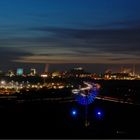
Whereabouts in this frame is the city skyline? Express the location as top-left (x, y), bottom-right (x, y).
top-left (0, 63), bottom-right (139, 75)
top-left (0, 0), bottom-right (140, 72)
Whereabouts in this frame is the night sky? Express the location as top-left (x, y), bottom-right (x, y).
top-left (0, 0), bottom-right (140, 73)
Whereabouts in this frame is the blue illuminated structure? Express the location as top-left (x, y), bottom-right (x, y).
top-left (72, 82), bottom-right (99, 105)
top-left (74, 88), bottom-right (98, 105)
top-left (72, 82), bottom-right (100, 127)
top-left (17, 68), bottom-right (23, 76)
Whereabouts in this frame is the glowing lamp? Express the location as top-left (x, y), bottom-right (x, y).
top-left (71, 109), bottom-right (77, 117)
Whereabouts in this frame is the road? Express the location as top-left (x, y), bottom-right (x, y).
top-left (0, 94), bottom-right (139, 106)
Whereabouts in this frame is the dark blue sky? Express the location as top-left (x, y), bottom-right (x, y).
top-left (0, 0), bottom-right (140, 73)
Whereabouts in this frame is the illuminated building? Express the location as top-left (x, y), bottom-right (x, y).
top-left (73, 67), bottom-right (83, 71)
top-left (16, 68), bottom-right (23, 76)
top-left (30, 68), bottom-right (37, 76)
top-left (121, 67), bottom-right (131, 74)
top-left (52, 71), bottom-right (61, 77)
top-left (41, 73), bottom-right (48, 78)
top-left (69, 67), bottom-right (89, 77)
top-left (6, 70), bottom-right (15, 77)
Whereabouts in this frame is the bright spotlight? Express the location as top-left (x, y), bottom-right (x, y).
top-left (95, 109), bottom-right (104, 119)
top-left (97, 111), bottom-right (101, 115)
top-left (71, 109), bottom-right (77, 117)
top-left (72, 110), bottom-right (76, 115)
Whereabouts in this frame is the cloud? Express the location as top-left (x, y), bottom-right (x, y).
top-left (108, 57), bottom-right (140, 63)
top-left (12, 52), bottom-right (140, 65)
top-left (0, 47), bottom-right (32, 64)
top-left (1, 20), bottom-right (140, 65)
top-left (30, 25), bottom-right (140, 56)
top-left (93, 19), bottom-right (140, 29)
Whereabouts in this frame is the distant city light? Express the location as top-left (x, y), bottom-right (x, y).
top-left (1, 80), bottom-right (6, 85)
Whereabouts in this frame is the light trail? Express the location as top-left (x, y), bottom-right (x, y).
top-left (95, 96), bottom-right (140, 106)
top-left (0, 92), bottom-right (139, 106)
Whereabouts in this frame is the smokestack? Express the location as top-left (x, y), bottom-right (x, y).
top-left (133, 64), bottom-right (135, 76)
top-left (45, 64), bottom-right (49, 73)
